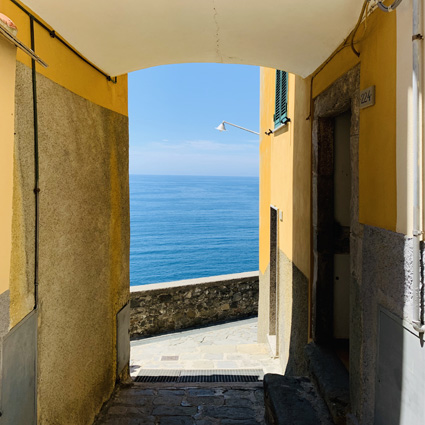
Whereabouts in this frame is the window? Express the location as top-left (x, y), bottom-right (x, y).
top-left (274, 70), bottom-right (289, 128)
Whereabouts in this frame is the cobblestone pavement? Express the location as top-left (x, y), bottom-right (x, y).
top-left (94, 319), bottom-right (279, 424)
top-left (130, 318), bottom-right (280, 376)
top-left (94, 382), bottom-right (265, 425)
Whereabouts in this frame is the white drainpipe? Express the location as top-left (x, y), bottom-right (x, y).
top-left (412, 0), bottom-right (425, 333)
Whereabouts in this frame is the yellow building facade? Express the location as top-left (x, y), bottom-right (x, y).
top-left (258, 3), bottom-right (424, 424)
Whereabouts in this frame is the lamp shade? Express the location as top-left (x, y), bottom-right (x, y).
top-left (215, 122), bottom-right (226, 131)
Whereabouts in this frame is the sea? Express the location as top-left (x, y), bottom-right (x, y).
top-left (130, 174), bottom-right (259, 286)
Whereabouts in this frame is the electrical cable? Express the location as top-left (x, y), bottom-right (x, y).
top-left (30, 16), bottom-right (40, 309)
top-left (306, 0), bottom-right (376, 120)
top-left (9, 0), bottom-right (117, 83)
top-left (351, 0), bottom-right (370, 57)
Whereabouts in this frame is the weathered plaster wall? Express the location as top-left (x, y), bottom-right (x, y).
top-left (0, 292), bottom-right (10, 341)
top-left (9, 59), bottom-right (35, 326)
top-left (278, 251), bottom-right (309, 376)
top-left (258, 252), bottom-right (309, 376)
top-left (343, 225), bottom-right (415, 424)
top-left (12, 62), bottom-right (129, 425)
top-left (130, 272), bottom-right (259, 338)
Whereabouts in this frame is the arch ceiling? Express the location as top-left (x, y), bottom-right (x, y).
top-left (22, 0), bottom-right (364, 78)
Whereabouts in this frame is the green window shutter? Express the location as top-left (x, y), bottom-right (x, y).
top-left (274, 70), bottom-right (289, 128)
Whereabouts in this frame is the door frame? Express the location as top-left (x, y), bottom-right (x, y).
top-left (311, 65), bottom-right (360, 349)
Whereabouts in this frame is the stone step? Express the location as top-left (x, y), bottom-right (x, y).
top-left (304, 343), bottom-right (350, 425)
top-left (263, 374), bottom-right (334, 425)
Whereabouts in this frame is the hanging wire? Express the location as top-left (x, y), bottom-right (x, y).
top-left (350, 0), bottom-right (370, 57)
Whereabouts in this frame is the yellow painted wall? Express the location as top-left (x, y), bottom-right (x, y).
top-left (259, 67), bottom-right (311, 366)
top-left (358, 10), bottom-right (396, 231)
top-left (260, 7), bottom-right (397, 279)
top-left (259, 68), bottom-right (273, 274)
top-left (0, 36), bottom-right (17, 296)
top-left (259, 69), bottom-right (311, 277)
top-left (259, 7), bottom-right (398, 367)
top-left (313, 8), bottom-right (397, 231)
top-left (0, 0), bottom-right (128, 116)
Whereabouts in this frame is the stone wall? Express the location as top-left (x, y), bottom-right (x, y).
top-left (130, 272), bottom-right (259, 338)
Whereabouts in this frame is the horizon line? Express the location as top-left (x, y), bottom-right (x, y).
top-left (129, 173), bottom-right (259, 178)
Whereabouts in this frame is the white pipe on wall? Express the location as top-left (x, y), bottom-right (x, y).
top-left (412, 0), bottom-right (425, 333)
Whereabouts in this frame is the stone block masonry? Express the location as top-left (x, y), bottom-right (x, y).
top-left (130, 272), bottom-right (259, 339)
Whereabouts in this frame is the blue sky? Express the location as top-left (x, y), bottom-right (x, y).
top-left (128, 63), bottom-right (260, 177)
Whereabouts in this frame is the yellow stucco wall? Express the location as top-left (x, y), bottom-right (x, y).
top-left (259, 68), bottom-right (273, 274)
top-left (313, 8), bottom-right (397, 231)
top-left (259, 67), bottom-right (311, 365)
top-left (0, 0), bottom-right (128, 116)
top-left (260, 7), bottom-right (397, 277)
top-left (0, 36), bottom-right (16, 296)
top-left (259, 69), bottom-right (311, 277)
top-left (259, 7), bottom-right (398, 369)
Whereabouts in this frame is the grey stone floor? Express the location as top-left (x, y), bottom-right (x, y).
top-left (94, 319), bottom-right (279, 424)
top-left (94, 382), bottom-right (266, 425)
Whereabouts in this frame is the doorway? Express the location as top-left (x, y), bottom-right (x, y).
top-left (311, 66), bottom-right (360, 376)
top-left (268, 205), bottom-right (278, 354)
top-left (332, 110), bottom-right (351, 368)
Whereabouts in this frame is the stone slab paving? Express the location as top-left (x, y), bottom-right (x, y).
top-left (93, 382), bottom-right (266, 425)
top-left (130, 318), bottom-right (281, 377)
top-left (94, 319), bottom-right (281, 425)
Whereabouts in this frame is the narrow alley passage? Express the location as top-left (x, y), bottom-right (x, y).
top-left (94, 318), bottom-right (279, 424)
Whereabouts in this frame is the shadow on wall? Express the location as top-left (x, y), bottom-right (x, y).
top-left (284, 262), bottom-right (309, 376)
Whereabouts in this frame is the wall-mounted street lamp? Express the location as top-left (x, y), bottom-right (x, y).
top-left (215, 121), bottom-right (259, 135)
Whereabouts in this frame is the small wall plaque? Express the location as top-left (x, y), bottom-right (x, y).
top-left (360, 85), bottom-right (375, 109)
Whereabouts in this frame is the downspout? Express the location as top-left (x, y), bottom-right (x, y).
top-left (30, 16), bottom-right (40, 310)
top-left (412, 0), bottom-right (425, 333)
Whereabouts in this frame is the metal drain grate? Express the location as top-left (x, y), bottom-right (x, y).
top-left (134, 369), bottom-right (264, 383)
top-left (161, 355), bottom-right (179, 361)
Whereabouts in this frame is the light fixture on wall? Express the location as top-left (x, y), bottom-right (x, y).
top-left (215, 121), bottom-right (260, 135)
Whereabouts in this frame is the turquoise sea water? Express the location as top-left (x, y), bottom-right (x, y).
top-left (130, 175), bottom-right (259, 286)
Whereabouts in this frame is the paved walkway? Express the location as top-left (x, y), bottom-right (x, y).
top-left (130, 318), bottom-right (281, 376)
top-left (94, 318), bottom-right (280, 425)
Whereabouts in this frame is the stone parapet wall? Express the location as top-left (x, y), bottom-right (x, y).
top-left (130, 271), bottom-right (259, 338)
